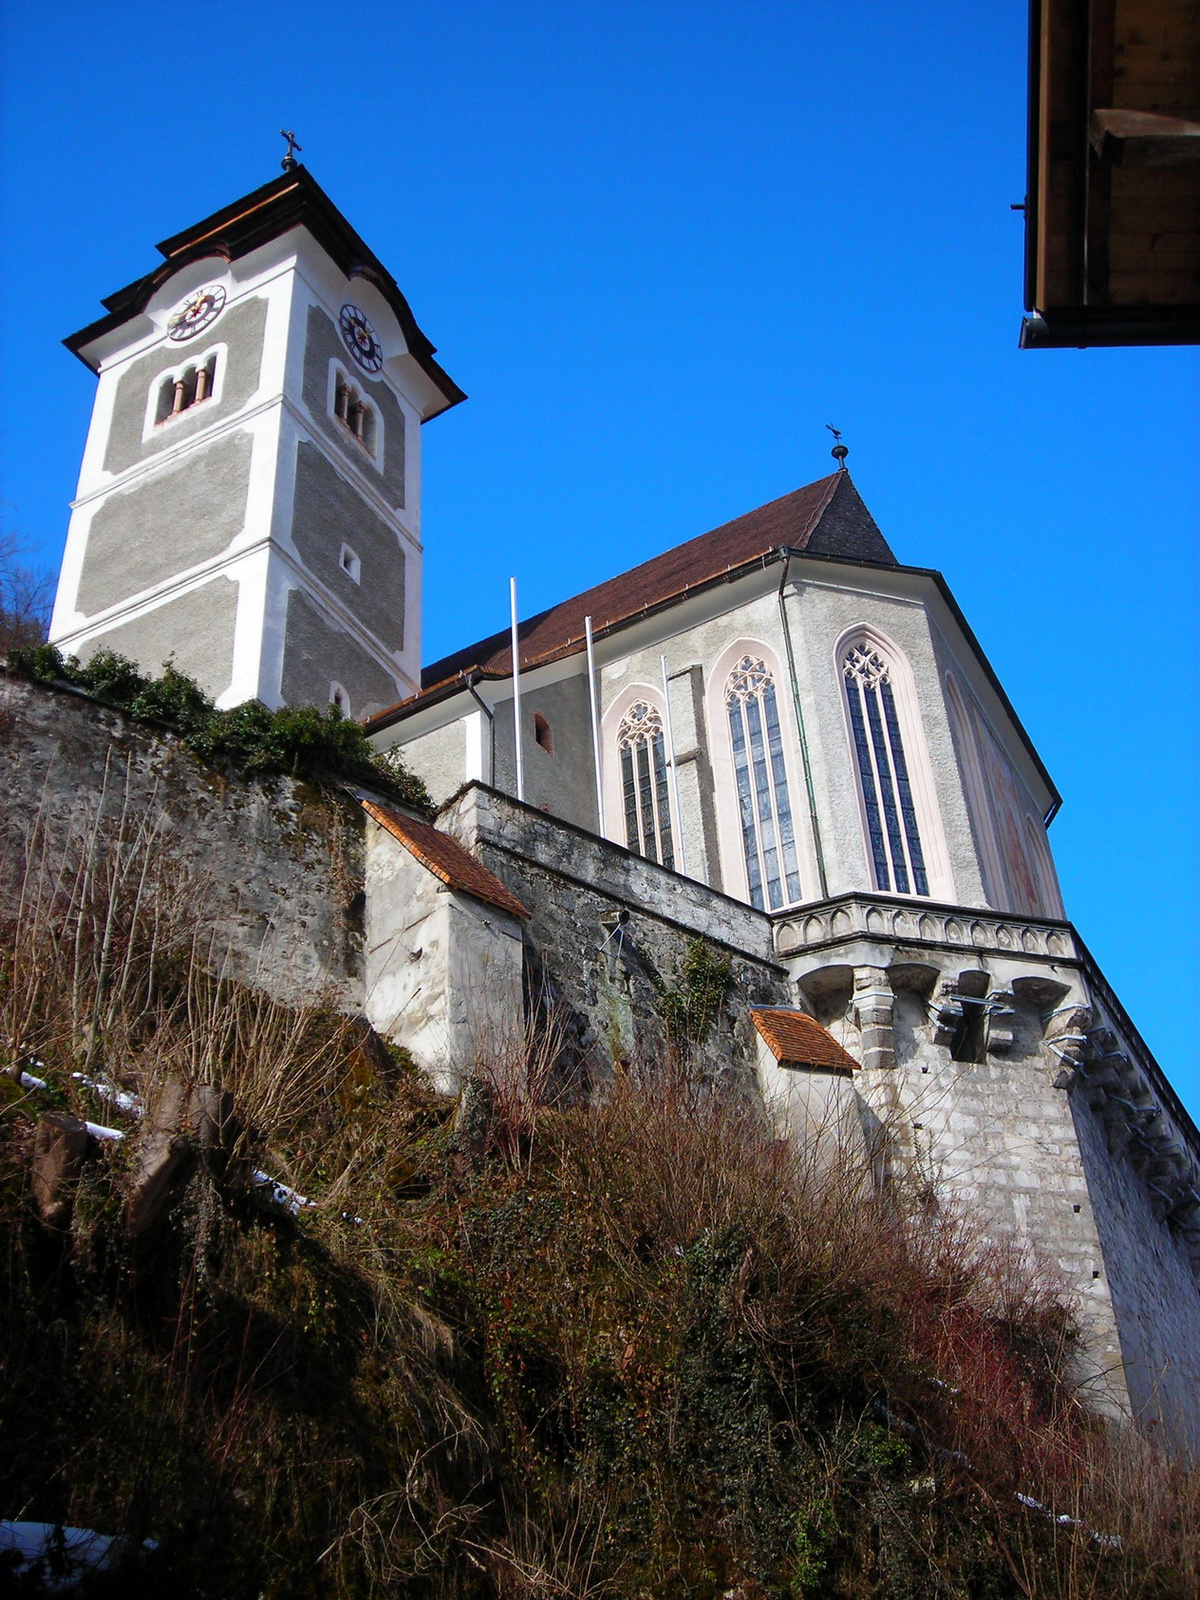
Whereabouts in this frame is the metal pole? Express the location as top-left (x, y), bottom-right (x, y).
top-left (660, 654), bottom-right (687, 877)
top-left (510, 577), bottom-right (524, 802)
top-left (585, 616), bottom-right (604, 834)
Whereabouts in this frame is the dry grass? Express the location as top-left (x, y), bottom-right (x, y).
top-left (0, 798), bottom-right (1197, 1598)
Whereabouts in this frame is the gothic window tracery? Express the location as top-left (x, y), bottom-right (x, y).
top-left (617, 701), bottom-right (674, 869)
top-left (842, 643), bottom-right (929, 896)
top-left (725, 656), bottom-right (801, 911)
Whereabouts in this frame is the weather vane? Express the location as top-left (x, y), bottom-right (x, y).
top-left (280, 130), bottom-right (302, 172)
top-left (826, 424), bottom-right (849, 468)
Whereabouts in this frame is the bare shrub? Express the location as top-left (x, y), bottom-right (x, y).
top-left (0, 530), bottom-right (53, 656)
top-left (1, 795), bottom-right (1196, 1597)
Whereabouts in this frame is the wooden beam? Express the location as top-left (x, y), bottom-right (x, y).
top-left (1091, 107), bottom-right (1200, 164)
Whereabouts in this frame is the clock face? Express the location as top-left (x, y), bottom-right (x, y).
top-left (167, 283), bottom-right (226, 341)
top-left (339, 303), bottom-right (383, 373)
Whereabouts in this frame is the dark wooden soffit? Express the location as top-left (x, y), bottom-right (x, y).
top-left (1022, 0), bottom-right (1200, 348)
top-left (64, 167), bottom-right (466, 410)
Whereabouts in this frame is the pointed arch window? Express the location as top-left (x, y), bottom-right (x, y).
top-left (842, 643), bottom-right (929, 896)
top-left (617, 702), bottom-right (674, 869)
top-left (725, 657), bottom-right (801, 911)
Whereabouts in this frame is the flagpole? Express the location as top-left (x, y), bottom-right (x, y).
top-left (510, 578), bottom-right (524, 802)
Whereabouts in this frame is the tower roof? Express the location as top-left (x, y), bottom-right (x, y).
top-left (63, 166), bottom-right (465, 414)
top-left (368, 470), bottom-right (894, 732)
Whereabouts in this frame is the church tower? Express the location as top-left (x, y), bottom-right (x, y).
top-left (49, 166), bottom-right (464, 717)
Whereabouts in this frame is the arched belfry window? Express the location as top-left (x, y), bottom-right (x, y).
top-left (842, 642), bottom-right (930, 896)
top-left (725, 657), bottom-right (801, 911)
top-left (617, 701), bottom-right (674, 869)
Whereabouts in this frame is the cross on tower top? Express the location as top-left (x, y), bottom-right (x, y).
top-left (280, 129), bottom-right (302, 172)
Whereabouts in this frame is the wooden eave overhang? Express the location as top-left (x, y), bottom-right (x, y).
top-left (1021, 0), bottom-right (1200, 349)
top-left (63, 167), bottom-right (466, 411)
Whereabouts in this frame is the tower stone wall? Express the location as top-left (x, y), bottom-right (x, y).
top-left (49, 168), bottom-right (461, 718)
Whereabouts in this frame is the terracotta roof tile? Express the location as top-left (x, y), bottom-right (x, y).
top-left (751, 1009), bottom-right (860, 1074)
top-left (362, 799), bottom-right (531, 921)
top-left (366, 471), bottom-right (895, 731)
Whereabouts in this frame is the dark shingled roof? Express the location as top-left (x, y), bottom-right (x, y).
top-left (751, 1009), bottom-right (860, 1074)
top-left (65, 167), bottom-right (464, 414)
top-left (367, 470), bottom-right (894, 731)
top-left (362, 800), bottom-right (531, 920)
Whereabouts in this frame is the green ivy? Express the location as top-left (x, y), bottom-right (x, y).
top-left (5, 644), bottom-right (431, 811)
top-left (647, 937), bottom-right (733, 1053)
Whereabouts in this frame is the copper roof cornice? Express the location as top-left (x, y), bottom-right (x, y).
top-left (63, 166), bottom-right (466, 411)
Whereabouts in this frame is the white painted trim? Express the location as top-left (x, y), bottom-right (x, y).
top-left (835, 623), bottom-right (954, 902)
top-left (53, 531), bottom-right (417, 702)
top-left (704, 636), bottom-right (809, 913)
top-left (226, 545), bottom-right (270, 708)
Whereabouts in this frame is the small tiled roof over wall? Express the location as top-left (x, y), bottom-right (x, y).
top-left (361, 799), bottom-right (531, 921)
top-left (751, 1009), bottom-right (860, 1075)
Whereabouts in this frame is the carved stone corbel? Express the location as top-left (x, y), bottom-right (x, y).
top-left (983, 989), bottom-right (1017, 1056)
top-left (1042, 1003), bottom-right (1093, 1089)
top-left (853, 966), bottom-right (895, 1072)
top-left (931, 978), bottom-right (965, 1050)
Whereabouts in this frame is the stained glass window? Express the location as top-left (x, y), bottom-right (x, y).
top-left (725, 657), bottom-right (802, 911)
top-left (617, 702), bottom-right (674, 869)
top-left (842, 643), bottom-right (929, 896)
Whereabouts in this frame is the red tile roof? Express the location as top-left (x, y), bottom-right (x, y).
top-left (366, 470), bottom-right (895, 733)
top-left (362, 799), bottom-right (531, 921)
top-left (751, 1009), bottom-right (860, 1074)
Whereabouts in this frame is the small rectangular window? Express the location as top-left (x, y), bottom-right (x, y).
top-left (339, 544), bottom-right (361, 584)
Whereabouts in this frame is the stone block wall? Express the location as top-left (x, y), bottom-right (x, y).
top-left (778, 891), bottom-right (1200, 1452)
top-left (438, 783), bottom-right (793, 1091)
top-left (0, 675), bottom-right (365, 1011)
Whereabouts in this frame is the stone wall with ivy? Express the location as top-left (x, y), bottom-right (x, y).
top-left (0, 674), bottom-right (367, 1011)
top-left (438, 783), bottom-right (794, 1093)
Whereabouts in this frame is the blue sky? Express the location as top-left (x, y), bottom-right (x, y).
top-left (1, 2), bottom-right (1196, 1118)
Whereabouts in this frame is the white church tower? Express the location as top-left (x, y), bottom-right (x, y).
top-left (49, 162), bottom-right (463, 717)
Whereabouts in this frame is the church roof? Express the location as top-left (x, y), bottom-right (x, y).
top-left (64, 167), bottom-right (465, 414)
top-left (751, 1009), bottom-right (860, 1074)
top-left (368, 470), bottom-right (894, 730)
top-left (361, 799), bottom-right (531, 921)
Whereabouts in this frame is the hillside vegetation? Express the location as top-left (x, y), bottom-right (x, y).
top-left (1, 781), bottom-right (1197, 1597)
